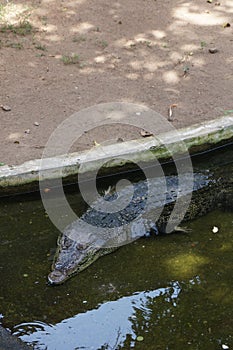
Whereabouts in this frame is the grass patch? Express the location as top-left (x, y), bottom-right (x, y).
top-left (200, 41), bottom-right (207, 48)
top-left (35, 43), bottom-right (46, 51)
top-left (0, 4), bottom-right (6, 19)
top-left (61, 54), bottom-right (80, 65)
top-left (5, 41), bottom-right (23, 49)
top-left (0, 19), bottom-right (33, 35)
top-left (97, 40), bottom-right (108, 48)
top-left (72, 35), bottom-right (86, 43)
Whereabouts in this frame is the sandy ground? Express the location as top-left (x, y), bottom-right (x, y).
top-left (0, 0), bottom-right (233, 165)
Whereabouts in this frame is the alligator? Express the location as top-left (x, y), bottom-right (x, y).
top-left (48, 162), bottom-right (233, 285)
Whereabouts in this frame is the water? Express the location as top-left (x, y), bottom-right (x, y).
top-left (0, 144), bottom-right (232, 350)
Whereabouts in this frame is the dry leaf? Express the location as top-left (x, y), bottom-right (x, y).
top-left (93, 140), bottom-right (100, 146)
top-left (168, 104), bottom-right (177, 121)
top-left (140, 130), bottom-right (153, 137)
top-left (104, 186), bottom-right (114, 196)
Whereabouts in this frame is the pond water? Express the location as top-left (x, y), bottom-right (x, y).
top-left (0, 144), bottom-right (232, 350)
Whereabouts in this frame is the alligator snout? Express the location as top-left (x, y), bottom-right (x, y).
top-left (48, 269), bottom-right (68, 285)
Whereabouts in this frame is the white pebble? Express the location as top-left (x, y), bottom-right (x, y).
top-left (212, 226), bottom-right (219, 233)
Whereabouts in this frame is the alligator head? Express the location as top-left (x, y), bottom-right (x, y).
top-left (48, 233), bottom-right (115, 285)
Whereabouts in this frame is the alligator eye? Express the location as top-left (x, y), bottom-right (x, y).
top-left (76, 243), bottom-right (87, 250)
top-left (63, 237), bottom-right (72, 249)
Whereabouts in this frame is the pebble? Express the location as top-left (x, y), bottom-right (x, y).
top-left (209, 48), bottom-right (219, 54)
top-left (34, 122), bottom-right (40, 126)
top-left (1, 105), bottom-right (11, 111)
top-left (212, 226), bottom-right (219, 233)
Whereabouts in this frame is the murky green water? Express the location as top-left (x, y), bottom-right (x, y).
top-left (0, 145), bottom-right (232, 350)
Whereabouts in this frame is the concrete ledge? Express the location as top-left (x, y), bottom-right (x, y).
top-left (0, 325), bottom-right (32, 350)
top-left (0, 115), bottom-right (233, 195)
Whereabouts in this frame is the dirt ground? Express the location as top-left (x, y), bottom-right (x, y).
top-left (0, 0), bottom-right (232, 166)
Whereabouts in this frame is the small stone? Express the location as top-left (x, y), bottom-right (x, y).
top-left (222, 345), bottom-right (229, 350)
top-left (1, 105), bottom-right (11, 111)
top-left (34, 122), bottom-right (40, 126)
top-left (212, 226), bottom-right (219, 233)
top-left (24, 129), bottom-right (30, 134)
top-left (209, 48), bottom-right (219, 54)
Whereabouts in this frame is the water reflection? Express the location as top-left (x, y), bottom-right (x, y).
top-left (14, 282), bottom-right (182, 350)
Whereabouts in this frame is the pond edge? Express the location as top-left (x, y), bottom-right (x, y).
top-left (0, 115), bottom-right (233, 195)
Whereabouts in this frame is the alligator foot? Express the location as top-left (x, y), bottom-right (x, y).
top-left (174, 225), bottom-right (192, 233)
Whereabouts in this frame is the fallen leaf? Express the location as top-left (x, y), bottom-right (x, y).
top-left (93, 140), bottom-right (100, 146)
top-left (223, 22), bottom-right (231, 28)
top-left (44, 188), bottom-right (51, 193)
top-left (14, 140), bottom-right (20, 144)
top-left (104, 186), bottom-right (114, 196)
top-left (34, 145), bottom-right (44, 149)
top-left (0, 162), bottom-right (5, 166)
top-left (136, 336), bottom-right (144, 342)
top-left (168, 104), bottom-right (177, 121)
top-left (140, 130), bottom-right (153, 137)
